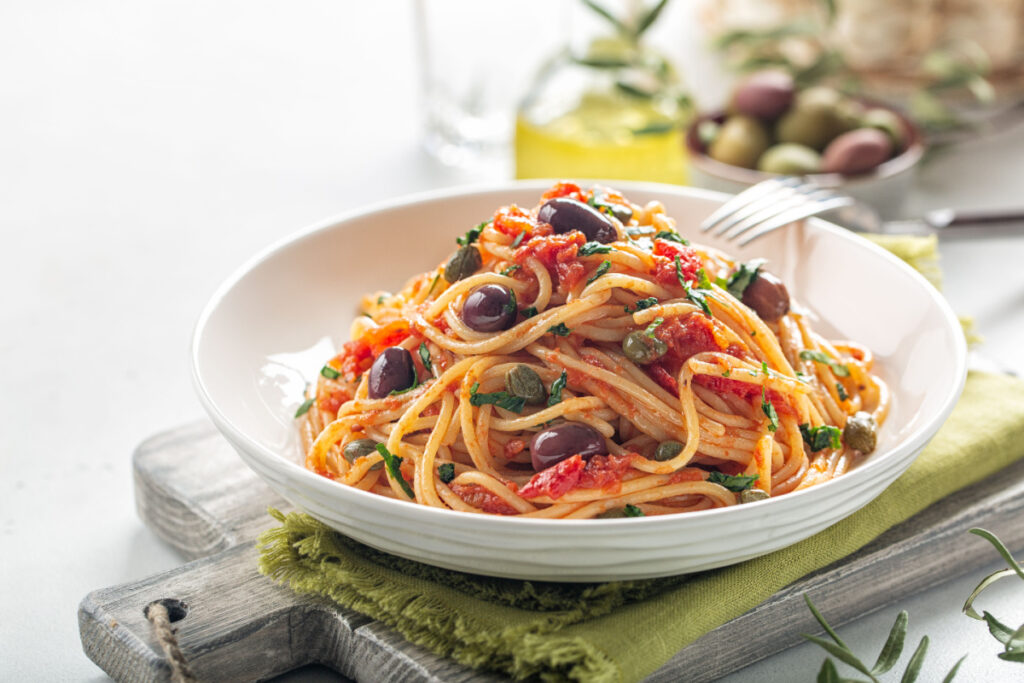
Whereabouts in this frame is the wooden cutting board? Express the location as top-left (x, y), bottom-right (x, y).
top-left (79, 420), bottom-right (1024, 682)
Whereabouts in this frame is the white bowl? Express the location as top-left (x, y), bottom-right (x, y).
top-left (192, 180), bottom-right (966, 581)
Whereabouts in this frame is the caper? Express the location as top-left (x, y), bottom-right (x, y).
top-left (843, 411), bottom-right (877, 454)
top-left (707, 115), bottom-right (770, 169)
top-left (652, 440), bottom-right (683, 462)
top-left (596, 507), bottom-right (628, 519)
top-left (504, 364), bottom-right (546, 405)
top-left (343, 438), bottom-right (384, 470)
top-left (862, 108), bottom-right (906, 148)
top-left (757, 143), bottom-right (822, 175)
top-left (622, 330), bottom-right (668, 365)
top-left (444, 245), bottom-right (482, 283)
top-left (740, 488), bottom-right (770, 504)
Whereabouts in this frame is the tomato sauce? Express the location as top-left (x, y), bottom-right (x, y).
top-left (492, 205), bottom-right (544, 240)
top-left (514, 231), bottom-right (587, 291)
top-left (650, 238), bottom-right (701, 288)
top-left (540, 181), bottom-right (587, 203)
top-left (577, 454), bottom-right (633, 494)
top-left (332, 340), bottom-right (373, 382)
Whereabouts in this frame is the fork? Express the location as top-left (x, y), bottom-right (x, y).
top-left (700, 177), bottom-right (855, 246)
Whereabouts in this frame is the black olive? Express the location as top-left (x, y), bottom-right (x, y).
top-left (537, 197), bottom-right (618, 244)
top-left (461, 284), bottom-right (517, 333)
top-left (741, 270), bottom-right (790, 322)
top-left (529, 422), bottom-right (607, 471)
top-left (367, 347), bottom-right (416, 399)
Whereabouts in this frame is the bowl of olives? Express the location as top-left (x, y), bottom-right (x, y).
top-left (686, 71), bottom-right (925, 219)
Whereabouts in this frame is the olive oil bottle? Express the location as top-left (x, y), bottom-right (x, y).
top-left (514, 5), bottom-right (691, 184)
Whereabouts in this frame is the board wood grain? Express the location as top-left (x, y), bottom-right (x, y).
top-left (79, 421), bottom-right (1024, 682)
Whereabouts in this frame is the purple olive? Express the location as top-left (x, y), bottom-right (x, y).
top-left (529, 422), bottom-right (608, 471)
top-left (731, 71), bottom-right (795, 120)
top-left (821, 128), bottom-right (893, 175)
top-left (367, 347), bottom-right (416, 399)
top-left (741, 271), bottom-right (790, 322)
top-left (461, 284), bottom-right (517, 333)
top-left (538, 197), bottom-right (618, 244)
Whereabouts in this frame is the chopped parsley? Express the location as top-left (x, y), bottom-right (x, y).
top-left (578, 241), bottom-right (613, 256)
top-left (625, 297), bottom-right (658, 314)
top-left (375, 444), bottom-right (414, 498)
top-left (708, 471), bottom-right (759, 492)
top-left (376, 294), bottom-right (386, 305)
top-left (547, 370), bottom-right (568, 407)
top-left (761, 386), bottom-right (779, 432)
top-left (504, 288), bottom-right (518, 316)
top-left (501, 264), bottom-right (521, 276)
top-left (320, 365), bottom-right (341, 380)
top-left (644, 317), bottom-right (664, 338)
top-left (697, 267), bottom-right (713, 289)
top-left (469, 382), bottom-right (526, 413)
top-left (438, 462), bottom-right (455, 484)
top-left (761, 361), bottom-right (770, 376)
top-left (675, 255), bottom-right (712, 317)
top-left (836, 382), bottom-right (849, 402)
top-left (548, 323), bottom-right (571, 336)
top-left (799, 350), bottom-right (851, 377)
top-left (655, 230), bottom-right (689, 245)
top-left (390, 373), bottom-right (421, 396)
top-left (520, 306), bottom-right (538, 318)
top-left (586, 260), bottom-right (612, 284)
top-left (623, 504), bottom-right (645, 517)
top-left (726, 258), bottom-right (767, 299)
top-left (294, 397), bottom-right (314, 418)
top-left (426, 273), bottom-right (440, 297)
top-left (457, 221), bottom-right (488, 246)
top-left (511, 231), bottom-right (526, 248)
top-left (722, 369), bottom-right (732, 377)
top-left (800, 423), bottom-right (842, 451)
top-left (418, 342), bottom-right (432, 374)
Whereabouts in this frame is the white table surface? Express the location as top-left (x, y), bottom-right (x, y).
top-left (2, 2), bottom-right (1023, 681)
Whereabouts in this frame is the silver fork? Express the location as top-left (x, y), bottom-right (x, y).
top-left (700, 177), bottom-right (855, 246)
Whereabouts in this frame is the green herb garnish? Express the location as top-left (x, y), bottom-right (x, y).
top-left (469, 382), bottom-right (526, 413)
top-left (800, 349), bottom-right (851, 377)
top-left (625, 297), bottom-right (658, 314)
top-left (501, 264), bottom-right (521, 276)
top-left (697, 267), bottom-right (713, 289)
top-left (504, 288), bottom-right (518, 316)
top-left (587, 260), bottom-right (612, 284)
top-left (644, 317), bottom-right (664, 338)
top-left (511, 231), bottom-right (526, 248)
top-left (675, 255), bottom-right (712, 317)
top-left (726, 258), bottom-right (767, 299)
top-left (707, 471), bottom-right (759, 492)
top-left (294, 397), bottom-right (314, 418)
top-left (520, 306), bottom-right (538, 318)
top-left (548, 323), bottom-right (571, 336)
top-left (438, 463), bottom-right (455, 484)
top-left (655, 230), bottom-right (689, 245)
top-left (626, 226), bottom-right (655, 237)
top-left (623, 504), bottom-right (645, 517)
top-left (800, 423), bottom-right (842, 451)
top-left (418, 342), bottom-right (432, 374)
top-left (320, 365), bottom-right (341, 380)
top-left (579, 241), bottom-right (613, 256)
top-left (426, 272), bottom-right (440, 297)
top-left (547, 370), bottom-right (568, 407)
top-left (375, 444), bottom-right (415, 498)
top-left (376, 294), bottom-right (386, 305)
top-left (836, 382), bottom-right (849, 402)
top-left (761, 387), bottom-right (779, 432)
top-left (457, 221), bottom-right (488, 246)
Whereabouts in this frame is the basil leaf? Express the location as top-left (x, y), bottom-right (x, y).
top-left (800, 350), bottom-right (851, 377)
top-left (469, 384), bottom-right (526, 413)
top-left (548, 323), bottom-right (571, 336)
top-left (675, 255), bottom-right (712, 317)
top-left (438, 462), bottom-right (455, 484)
top-left (655, 230), bottom-right (690, 245)
top-left (504, 288), bottom-right (518, 316)
top-left (587, 260), bottom-right (612, 284)
top-left (623, 504), bottom-right (645, 517)
top-left (375, 444), bottom-right (415, 498)
top-left (547, 370), bottom-right (568, 407)
top-left (707, 471), bottom-right (759, 492)
top-left (579, 241), bottom-right (613, 256)
top-left (836, 382), bottom-right (849, 402)
top-left (520, 306), bottom-right (538, 318)
top-left (457, 221), bottom-right (488, 246)
top-left (726, 258), bottom-right (767, 299)
top-left (761, 386), bottom-right (779, 432)
top-left (800, 423), bottom-right (842, 451)
top-left (625, 297), bottom-right (658, 313)
top-left (294, 397), bottom-right (314, 418)
top-left (320, 365), bottom-right (341, 380)
top-left (418, 342), bottom-right (432, 374)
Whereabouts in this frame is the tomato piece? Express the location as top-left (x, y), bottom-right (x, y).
top-left (540, 182), bottom-right (587, 203)
top-left (577, 454), bottom-right (633, 494)
top-left (694, 376), bottom-right (794, 416)
top-left (519, 454), bottom-right (586, 500)
top-left (492, 204), bottom-right (538, 239)
top-left (333, 340), bottom-right (373, 382)
top-left (451, 483), bottom-right (519, 515)
top-left (651, 239), bottom-right (701, 288)
top-left (514, 231), bottom-right (586, 290)
top-left (504, 439), bottom-right (526, 459)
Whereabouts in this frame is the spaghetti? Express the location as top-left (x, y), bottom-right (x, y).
top-left (298, 182), bottom-right (888, 519)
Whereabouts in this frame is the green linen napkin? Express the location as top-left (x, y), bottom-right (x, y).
top-left (259, 370), bottom-right (1024, 682)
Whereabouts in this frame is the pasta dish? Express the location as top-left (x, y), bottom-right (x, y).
top-left (296, 182), bottom-right (887, 519)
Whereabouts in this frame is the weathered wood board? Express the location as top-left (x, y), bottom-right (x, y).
top-left (79, 420), bottom-right (1024, 682)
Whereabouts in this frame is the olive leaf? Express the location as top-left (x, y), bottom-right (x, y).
top-left (962, 528), bottom-right (1024, 663)
top-left (580, 0), bottom-right (670, 41)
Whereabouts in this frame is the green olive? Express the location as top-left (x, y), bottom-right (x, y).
top-left (504, 364), bottom-right (546, 405)
top-left (697, 120), bottom-right (720, 147)
top-left (843, 411), bottom-right (878, 454)
top-left (775, 88), bottom-right (846, 150)
top-left (343, 438), bottom-right (384, 470)
top-left (835, 98), bottom-right (867, 133)
top-left (707, 115), bottom-right (770, 169)
top-left (652, 440), bottom-right (683, 461)
top-left (740, 488), bottom-right (770, 504)
top-left (444, 245), bottom-right (482, 283)
top-left (622, 330), bottom-right (668, 365)
top-left (862, 108), bottom-right (906, 148)
top-left (757, 143), bottom-right (822, 175)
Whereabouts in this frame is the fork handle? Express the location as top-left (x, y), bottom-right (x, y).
top-left (925, 208), bottom-right (1024, 228)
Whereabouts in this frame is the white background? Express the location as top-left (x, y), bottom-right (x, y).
top-left (2, 2), bottom-right (1023, 681)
